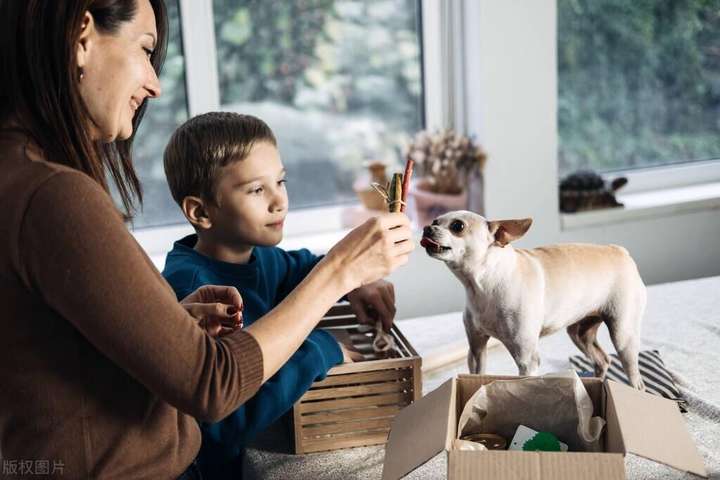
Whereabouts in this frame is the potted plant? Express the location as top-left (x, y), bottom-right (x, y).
top-left (353, 160), bottom-right (390, 211)
top-left (405, 129), bottom-right (487, 226)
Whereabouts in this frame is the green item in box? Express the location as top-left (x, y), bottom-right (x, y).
top-left (522, 431), bottom-right (562, 452)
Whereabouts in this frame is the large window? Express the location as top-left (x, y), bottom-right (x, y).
top-left (213, 0), bottom-right (424, 209)
top-left (557, 0), bottom-right (720, 177)
top-left (132, 0), bottom-right (189, 228)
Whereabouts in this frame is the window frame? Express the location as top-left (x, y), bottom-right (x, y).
top-left (132, 0), bottom-right (720, 310)
top-left (554, 1), bottom-right (720, 194)
top-left (133, 0), bottom-right (440, 261)
top-left (606, 161), bottom-right (720, 195)
top-left (464, 0), bottom-right (720, 266)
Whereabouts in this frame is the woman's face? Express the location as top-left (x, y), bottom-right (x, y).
top-left (76, 0), bottom-right (162, 142)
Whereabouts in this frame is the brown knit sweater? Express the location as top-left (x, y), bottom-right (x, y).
top-left (0, 133), bottom-right (264, 479)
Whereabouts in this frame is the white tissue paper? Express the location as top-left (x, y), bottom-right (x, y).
top-left (457, 370), bottom-right (606, 451)
top-left (453, 439), bottom-right (489, 451)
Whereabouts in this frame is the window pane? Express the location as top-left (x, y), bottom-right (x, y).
top-left (558, 0), bottom-right (720, 176)
top-left (132, 0), bottom-right (189, 228)
top-left (213, 0), bottom-right (424, 209)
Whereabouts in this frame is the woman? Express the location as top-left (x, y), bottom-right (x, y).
top-left (0, 1), bottom-right (414, 479)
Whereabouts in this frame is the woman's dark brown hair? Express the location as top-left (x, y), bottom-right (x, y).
top-left (0, 0), bottom-right (168, 218)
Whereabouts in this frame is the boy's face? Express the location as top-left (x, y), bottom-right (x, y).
top-left (206, 141), bottom-right (288, 248)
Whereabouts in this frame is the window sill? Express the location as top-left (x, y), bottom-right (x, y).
top-left (133, 204), bottom-right (359, 270)
top-left (278, 228), bottom-right (351, 256)
top-left (278, 204), bottom-right (403, 254)
top-left (560, 181), bottom-right (720, 231)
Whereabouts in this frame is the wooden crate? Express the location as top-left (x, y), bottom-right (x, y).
top-left (291, 303), bottom-right (422, 454)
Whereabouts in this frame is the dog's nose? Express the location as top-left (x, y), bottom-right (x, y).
top-left (423, 226), bottom-right (433, 237)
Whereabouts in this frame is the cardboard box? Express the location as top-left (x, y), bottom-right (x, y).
top-left (291, 304), bottom-right (422, 454)
top-left (382, 374), bottom-right (707, 479)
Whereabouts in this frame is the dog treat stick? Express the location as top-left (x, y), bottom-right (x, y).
top-left (366, 174), bottom-right (404, 353)
top-left (387, 173), bottom-right (403, 213)
top-left (400, 158), bottom-right (414, 213)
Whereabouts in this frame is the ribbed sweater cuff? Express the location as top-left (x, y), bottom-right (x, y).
top-left (222, 330), bottom-right (264, 395)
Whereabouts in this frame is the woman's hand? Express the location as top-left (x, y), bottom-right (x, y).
top-left (324, 213), bottom-right (414, 294)
top-left (180, 285), bottom-right (244, 337)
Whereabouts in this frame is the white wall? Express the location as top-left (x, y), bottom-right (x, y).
top-left (390, 0), bottom-right (720, 321)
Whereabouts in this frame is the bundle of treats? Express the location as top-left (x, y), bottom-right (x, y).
top-left (367, 158), bottom-right (415, 353)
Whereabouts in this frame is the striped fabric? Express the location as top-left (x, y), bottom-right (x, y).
top-left (569, 349), bottom-right (688, 412)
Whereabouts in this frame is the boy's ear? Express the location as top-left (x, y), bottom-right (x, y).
top-left (181, 196), bottom-right (212, 230)
top-left (488, 218), bottom-right (533, 247)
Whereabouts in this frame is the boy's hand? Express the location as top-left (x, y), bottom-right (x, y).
top-left (346, 279), bottom-right (396, 332)
top-left (339, 342), bottom-right (364, 363)
top-left (181, 285), bottom-right (244, 337)
top-left (327, 328), bottom-right (364, 363)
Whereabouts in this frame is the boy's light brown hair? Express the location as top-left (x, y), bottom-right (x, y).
top-left (163, 112), bottom-right (277, 206)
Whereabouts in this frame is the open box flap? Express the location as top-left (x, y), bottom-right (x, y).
top-left (605, 380), bottom-right (707, 477)
top-left (381, 378), bottom-right (455, 480)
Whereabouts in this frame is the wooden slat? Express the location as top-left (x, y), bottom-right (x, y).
top-left (303, 416), bottom-right (395, 438)
top-left (412, 358), bottom-right (423, 402)
top-left (300, 404), bottom-right (403, 425)
top-left (388, 327), bottom-right (410, 357)
top-left (310, 367), bottom-right (411, 388)
top-left (299, 391), bottom-right (410, 413)
top-left (301, 431), bottom-right (390, 453)
top-left (293, 309), bottom-right (422, 454)
top-left (352, 342), bottom-right (376, 353)
top-left (360, 351), bottom-right (402, 362)
top-left (319, 319), bottom-right (358, 329)
top-left (321, 303), bottom-right (355, 319)
top-left (392, 325), bottom-right (418, 357)
top-left (301, 380), bottom-right (412, 401)
top-left (327, 357), bottom-right (416, 375)
top-left (345, 327), bottom-right (410, 357)
top-left (348, 332), bottom-right (374, 340)
top-left (321, 313), bottom-right (416, 356)
top-left (293, 398), bottom-right (304, 453)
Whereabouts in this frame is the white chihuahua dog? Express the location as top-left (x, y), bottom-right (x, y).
top-left (421, 210), bottom-right (646, 390)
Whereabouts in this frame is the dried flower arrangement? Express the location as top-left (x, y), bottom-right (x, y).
top-left (405, 129), bottom-right (487, 195)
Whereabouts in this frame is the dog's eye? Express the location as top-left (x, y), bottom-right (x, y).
top-left (450, 220), bottom-right (465, 233)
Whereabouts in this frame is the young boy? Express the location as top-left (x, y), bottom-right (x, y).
top-left (161, 112), bottom-right (397, 479)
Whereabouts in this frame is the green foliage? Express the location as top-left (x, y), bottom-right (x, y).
top-left (211, 0), bottom-right (423, 210)
top-left (558, 0), bottom-right (720, 174)
top-left (213, 0), bottom-right (422, 132)
top-left (131, 0), bottom-right (189, 228)
top-left (522, 431), bottom-right (562, 452)
top-left (129, 1), bottom-right (423, 225)
top-left (214, 0), bottom-right (337, 104)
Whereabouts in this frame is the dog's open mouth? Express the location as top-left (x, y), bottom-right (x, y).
top-left (420, 236), bottom-right (451, 254)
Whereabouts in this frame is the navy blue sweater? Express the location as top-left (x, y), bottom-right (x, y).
top-left (162, 235), bottom-right (342, 479)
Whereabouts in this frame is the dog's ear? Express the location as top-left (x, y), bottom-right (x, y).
top-left (488, 218), bottom-right (533, 247)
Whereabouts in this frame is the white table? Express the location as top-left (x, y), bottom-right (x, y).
top-left (245, 276), bottom-right (720, 479)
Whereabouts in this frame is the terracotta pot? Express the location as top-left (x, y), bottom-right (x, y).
top-left (353, 161), bottom-right (388, 211)
top-left (408, 178), bottom-right (468, 227)
top-left (355, 189), bottom-right (386, 211)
